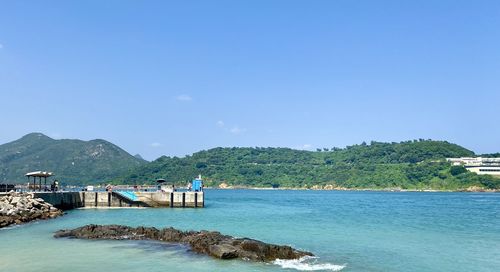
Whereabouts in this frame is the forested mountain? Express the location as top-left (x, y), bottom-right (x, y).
top-left (0, 133), bottom-right (146, 184)
top-left (2, 134), bottom-right (498, 190)
top-left (115, 140), bottom-right (500, 190)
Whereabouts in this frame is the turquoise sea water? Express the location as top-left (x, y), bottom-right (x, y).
top-left (1, 190), bottom-right (499, 272)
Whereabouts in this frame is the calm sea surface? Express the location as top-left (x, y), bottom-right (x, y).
top-left (1, 190), bottom-right (499, 272)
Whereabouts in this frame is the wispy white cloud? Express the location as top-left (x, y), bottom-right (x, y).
top-left (229, 126), bottom-right (246, 135)
top-left (0, 44), bottom-right (3, 49)
top-left (176, 94), bottom-right (192, 102)
top-left (150, 142), bottom-right (162, 147)
top-left (216, 120), bottom-right (246, 135)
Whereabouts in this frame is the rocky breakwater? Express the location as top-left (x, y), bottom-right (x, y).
top-left (54, 224), bottom-right (313, 262)
top-left (0, 192), bottom-right (63, 228)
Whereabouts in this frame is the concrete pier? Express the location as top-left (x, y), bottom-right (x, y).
top-left (32, 191), bottom-right (204, 210)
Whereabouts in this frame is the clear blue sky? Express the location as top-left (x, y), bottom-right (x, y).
top-left (1, 0), bottom-right (499, 160)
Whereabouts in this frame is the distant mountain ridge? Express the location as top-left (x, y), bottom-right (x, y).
top-left (134, 154), bottom-right (147, 161)
top-left (0, 133), bottom-right (146, 184)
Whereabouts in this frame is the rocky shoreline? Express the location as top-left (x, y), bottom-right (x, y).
top-left (54, 224), bottom-right (313, 261)
top-left (215, 184), bottom-right (499, 192)
top-left (0, 192), bottom-right (63, 228)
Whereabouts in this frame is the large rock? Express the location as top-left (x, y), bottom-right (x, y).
top-left (209, 244), bottom-right (239, 259)
top-left (0, 192), bottom-right (63, 229)
top-left (54, 224), bottom-right (312, 262)
top-left (10, 197), bottom-right (21, 205)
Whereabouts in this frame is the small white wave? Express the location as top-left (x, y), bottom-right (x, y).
top-left (273, 256), bottom-right (345, 271)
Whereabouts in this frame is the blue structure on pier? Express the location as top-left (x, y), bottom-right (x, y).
top-left (115, 191), bottom-right (138, 201)
top-left (192, 175), bottom-right (203, 192)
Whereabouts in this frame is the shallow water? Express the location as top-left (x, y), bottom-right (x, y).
top-left (1, 190), bottom-right (499, 271)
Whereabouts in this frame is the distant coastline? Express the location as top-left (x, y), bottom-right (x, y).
top-left (209, 185), bottom-right (499, 193)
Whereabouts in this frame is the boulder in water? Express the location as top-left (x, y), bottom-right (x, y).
top-left (54, 224), bottom-right (312, 262)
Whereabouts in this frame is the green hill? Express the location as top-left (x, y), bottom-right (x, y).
top-left (2, 134), bottom-right (498, 190)
top-left (115, 140), bottom-right (500, 190)
top-left (0, 133), bottom-right (146, 184)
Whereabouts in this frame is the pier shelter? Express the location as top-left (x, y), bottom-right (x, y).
top-left (26, 171), bottom-right (53, 191)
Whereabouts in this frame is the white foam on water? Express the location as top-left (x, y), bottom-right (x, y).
top-left (273, 256), bottom-right (346, 271)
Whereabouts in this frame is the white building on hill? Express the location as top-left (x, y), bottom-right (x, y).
top-left (447, 157), bottom-right (500, 176)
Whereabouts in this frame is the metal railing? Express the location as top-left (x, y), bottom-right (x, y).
top-left (0, 184), bottom-right (16, 192)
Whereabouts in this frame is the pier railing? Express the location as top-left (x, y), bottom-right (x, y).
top-left (0, 184), bottom-right (16, 192)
